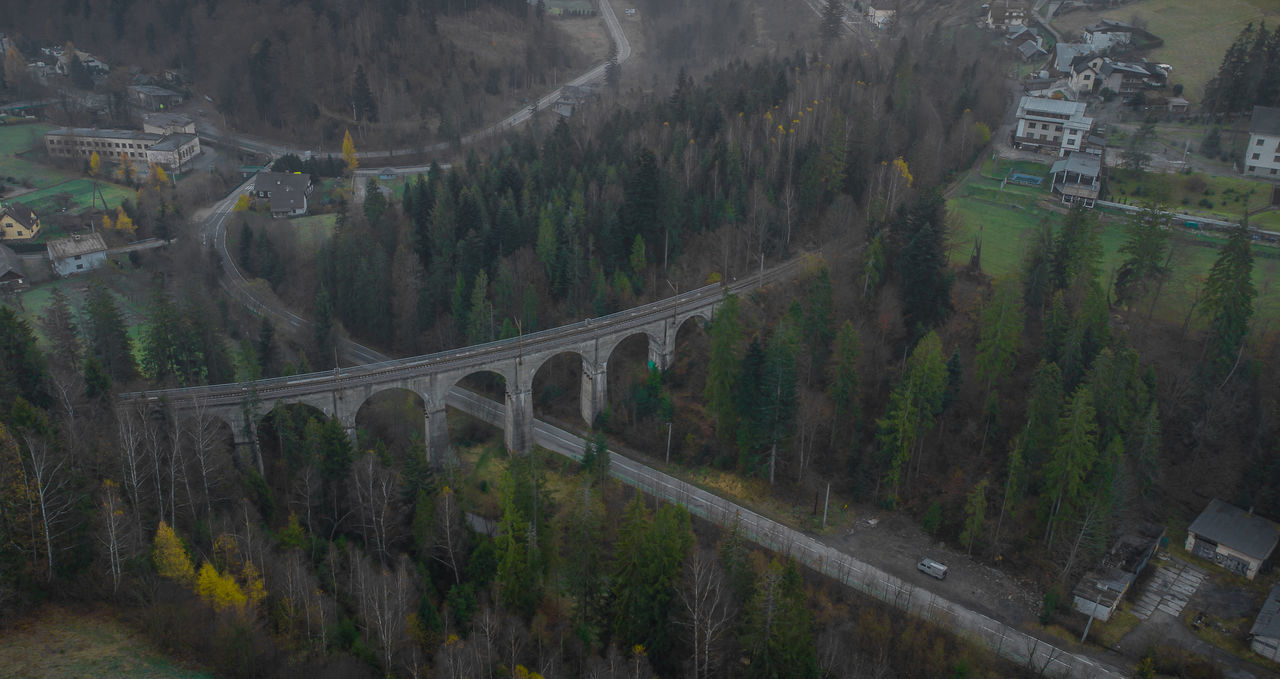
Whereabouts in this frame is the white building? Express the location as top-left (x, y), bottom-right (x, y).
top-left (1253, 584), bottom-right (1280, 662)
top-left (1246, 105), bottom-right (1280, 179)
top-left (44, 127), bottom-right (201, 171)
top-left (47, 232), bottom-right (108, 277)
top-left (1013, 96), bottom-right (1093, 156)
top-left (1185, 498), bottom-right (1279, 580)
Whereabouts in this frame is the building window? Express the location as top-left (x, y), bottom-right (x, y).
top-left (74, 255), bottom-right (82, 260)
top-left (1249, 165), bottom-right (1257, 172)
top-left (1273, 169), bottom-right (1278, 175)
top-left (1258, 138), bottom-right (1265, 146)
top-left (76, 264), bottom-right (84, 270)
top-left (1253, 153), bottom-right (1261, 160)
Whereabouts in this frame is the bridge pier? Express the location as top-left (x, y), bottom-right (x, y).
top-left (425, 404), bottom-right (451, 468)
top-left (648, 340), bottom-right (674, 372)
top-left (504, 388), bottom-right (533, 454)
top-left (580, 361), bottom-right (607, 426)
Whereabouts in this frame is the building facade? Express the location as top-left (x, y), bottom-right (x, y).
top-left (1246, 106), bottom-right (1280, 178)
top-left (44, 127), bottom-right (201, 171)
top-left (47, 232), bottom-right (108, 277)
top-left (0, 203), bottom-right (41, 240)
top-left (1014, 96), bottom-right (1093, 156)
top-left (1185, 499), bottom-right (1279, 580)
top-left (1253, 584), bottom-right (1280, 662)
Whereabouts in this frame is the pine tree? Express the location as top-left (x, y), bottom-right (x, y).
top-left (826, 321), bottom-right (860, 447)
top-left (960, 479), bottom-right (989, 555)
top-left (1114, 204), bottom-right (1172, 307)
top-left (1043, 387), bottom-right (1098, 548)
top-left (975, 279), bottom-right (1025, 406)
top-left (705, 294), bottom-right (742, 440)
top-left (84, 283), bottom-right (137, 381)
top-left (877, 331), bottom-right (948, 505)
top-left (896, 192), bottom-right (953, 337)
top-left (1200, 223), bottom-right (1255, 382)
top-left (0, 306), bottom-right (47, 408)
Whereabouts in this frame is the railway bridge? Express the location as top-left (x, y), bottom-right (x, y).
top-left (119, 259), bottom-right (803, 466)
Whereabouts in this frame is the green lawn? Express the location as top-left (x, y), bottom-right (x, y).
top-left (12, 269), bottom-right (155, 352)
top-left (1106, 168), bottom-right (1275, 220)
top-left (947, 169), bottom-right (1280, 326)
top-left (276, 213), bottom-right (337, 253)
top-left (1, 122), bottom-right (136, 223)
top-left (1051, 0), bottom-right (1280, 101)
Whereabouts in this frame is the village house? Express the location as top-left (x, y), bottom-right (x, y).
top-left (1068, 54), bottom-right (1106, 95)
top-left (985, 0), bottom-right (1029, 31)
top-left (252, 172), bottom-right (315, 217)
top-left (1050, 152), bottom-right (1102, 208)
top-left (1083, 19), bottom-right (1135, 52)
top-left (1053, 43), bottom-right (1094, 77)
top-left (44, 127), bottom-right (202, 171)
top-left (1014, 96), bottom-right (1093, 156)
top-left (0, 244), bottom-right (27, 291)
top-left (1073, 524), bottom-right (1164, 621)
top-left (1099, 60), bottom-right (1165, 95)
top-left (1253, 584), bottom-right (1280, 662)
top-left (46, 232), bottom-right (108, 277)
top-left (865, 7), bottom-right (895, 30)
top-left (1185, 499), bottom-right (1280, 580)
top-left (0, 203), bottom-right (41, 240)
top-left (554, 85), bottom-right (591, 117)
top-left (1245, 105), bottom-right (1280, 178)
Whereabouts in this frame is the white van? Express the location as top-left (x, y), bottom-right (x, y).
top-left (917, 558), bottom-right (948, 580)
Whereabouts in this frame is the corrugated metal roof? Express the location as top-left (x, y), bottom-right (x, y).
top-left (46, 232), bottom-right (107, 260)
top-left (1188, 499), bottom-right (1280, 562)
top-left (1251, 106), bottom-right (1280, 137)
top-left (1253, 584), bottom-right (1280, 640)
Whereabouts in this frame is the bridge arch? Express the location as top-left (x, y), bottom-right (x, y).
top-left (352, 386), bottom-right (430, 462)
top-left (529, 349), bottom-right (590, 427)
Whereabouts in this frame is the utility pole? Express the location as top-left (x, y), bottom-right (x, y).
top-left (822, 482), bottom-right (831, 529)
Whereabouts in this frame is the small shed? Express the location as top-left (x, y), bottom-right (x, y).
top-left (1185, 499), bottom-right (1280, 580)
top-left (1073, 524), bottom-right (1164, 621)
top-left (1252, 584), bottom-right (1280, 661)
top-left (47, 232), bottom-right (108, 277)
top-left (0, 244), bottom-right (27, 290)
top-left (1166, 97), bottom-right (1189, 113)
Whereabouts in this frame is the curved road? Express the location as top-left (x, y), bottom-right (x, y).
top-left (199, 0), bottom-right (631, 164)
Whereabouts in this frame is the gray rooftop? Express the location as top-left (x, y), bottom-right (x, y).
top-left (1251, 106), bottom-right (1280, 137)
top-left (1187, 499), bottom-right (1280, 561)
top-left (129, 84), bottom-right (181, 97)
top-left (0, 244), bottom-right (22, 279)
top-left (1019, 41), bottom-right (1047, 59)
top-left (1019, 95), bottom-right (1088, 118)
top-left (46, 127), bottom-right (162, 142)
top-left (149, 133), bottom-right (197, 152)
top-left (1253, 584), bottom-right (1280, 640)
top-left (1054, 43), bottom-right (1093, 72)
top-left (46, 232), bottom-right (107, 260)
top-left (143, 112), bottom-right (194, 128)
top-left (1051, 152), bottom-right (1101, 177)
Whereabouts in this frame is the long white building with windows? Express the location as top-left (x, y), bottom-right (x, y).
top-left (43, 127), bottom-right (200, 171)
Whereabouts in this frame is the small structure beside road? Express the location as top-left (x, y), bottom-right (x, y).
top-left (0, 244), bottom-right (28, 291)
top-left (47, 232), bottom-right (108, 277)
top-left (252, 171), bottom-right (314, 217)
top-left (1050, 152), bottom-right (1102, 208)
top-left (1252, 583), bottom-right (1280, 661)
top-left (1185, 498), bottom-right (1279, 580)
top-left (1072, 523), bottom-right (1164, 622)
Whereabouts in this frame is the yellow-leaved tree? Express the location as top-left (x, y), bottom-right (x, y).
top-left (153, 521), bottom-right (195, 585)
top-left (233, 194), bottom-right (251, 212)
top-left (196, 561), bottom-right (247, 613)
top-left (150, 164), bottom-right (169, 185)
top-left (342, 128), bottom-right (358, 173)
top-left (114, 206), bottom-right (136, 237)
top-left (101, 213), bottom-right (113, 231)
top-left (88, 151), bottom-right (101, 177)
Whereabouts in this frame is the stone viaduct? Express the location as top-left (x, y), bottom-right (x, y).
top-left (118, 259), bottom-right (802, 466)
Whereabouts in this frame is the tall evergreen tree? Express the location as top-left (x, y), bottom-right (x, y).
top-left (1200, 223), bottom-right (1256, 382)
top-left (705, 294), bottom-right (742, 440)
top-left (0, 306), bottom-right (48, 407)
top-left (1114, 204), bottom-right (1172, 307)
top-left (895, 192), bottom-right (953, 336)
top-left (84, 283), bottom-right (136, 382)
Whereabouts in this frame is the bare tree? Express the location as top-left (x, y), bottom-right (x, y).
top-left (115, 405), bottom-right (148, 531)
top-left (96, 479), bottom-right (134, 593)
top-left (185, 396), bottom-right (225, 523)
top-left (19, 431), bottom-right (80, 582)
top-left (434, 486), bottom-right (467, 584)
top-left (677, 549), bottom-right (737, 679)
top-left (351, 551), bottom-right (416, 676)
top-left (352, 450), bottom-right (401, 564)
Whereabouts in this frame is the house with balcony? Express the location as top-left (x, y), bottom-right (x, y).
top-left (1014, 96), bottom-right (1093, 156)
top-left (1050, 151), bottom-right (1102, 208)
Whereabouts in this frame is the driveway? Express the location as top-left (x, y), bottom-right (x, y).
top-left (1132, 556), bottom-right (1207, 620)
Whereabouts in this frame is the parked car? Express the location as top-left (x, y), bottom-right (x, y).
top-left (918, 558), bottom-right (948, 580)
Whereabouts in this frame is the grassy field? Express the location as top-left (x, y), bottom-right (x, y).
top-left (946, 167), bottom-right (1280, 326)
top-left (1051, 0), bottom-right (1280, 101)
top-left (11, 268), bottom-right (154, 353)
top-left (1105, 168), bottom-right (1276, 219)
top-left (0, 122), bottom-right (136, 226)
top-left (271, 212), bottom-right (338, 254)
top-left (0, 606), bottom-right (212, 679)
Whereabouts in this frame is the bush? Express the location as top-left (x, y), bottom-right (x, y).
top-left (1198, 198), bottom-right (1214, 208)
top-left (921, 501), bottom-right (943, 535)
top-left (1184, 175), bottom-right (1207, 194)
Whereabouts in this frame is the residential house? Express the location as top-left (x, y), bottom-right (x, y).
top-left (866, 7), bottom-right (895, 30)
top-left (0, 244), bottom-right (26, 291)
top-left (1050, 151), bottom-right (1102, 207)
top-left (1069, 54), bottom-right (1105, 95)
top-left (1014, 96), bottom-right (1093, 156)
top-left (47, 232), bottom-right (108, 277)
top-left (0, 203), bottom-right (41, 240)
top-left (253, 172), bottom-right (314, 217)
top-left (1185, 499), bottom-right (1280, 579)
top-left (1245, 105), bottom-right (1280, 178)
top-left (554, 85), bottom-right (590, 117)
top-left (54, 49), bottom-right (109, 76)
top-left (44, 127), bottom-right (201, 171)
top-left (1083, 19), bottom-right (1135, 52)
top-left (1073, 524), bottom-right (1165, 621)
top-left (1053, 43), bottom-right (1094, 77)
top-left (128, 84), bottom-right (184, 111)
top-left (142, 112), bottom-right (197, 135)
top-left (1252, 584), bottom-right (1280, 662)
top-left (1018, 40), bottom-right (1049, 63)
top-left (1166, 97), bottom-right (1190, 114)
top-left (1099, 60), bottom-right (1164, 95)
top-left (986, 0), bottom-right (1029, 31)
